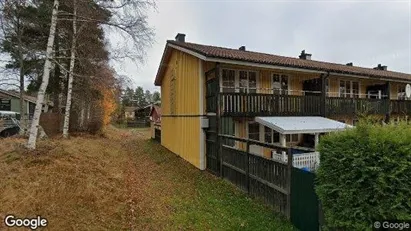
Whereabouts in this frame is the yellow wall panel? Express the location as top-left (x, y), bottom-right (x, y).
top-left (161, 117), bottom-right (201, 168)
top-left (160, 49), bottom-right (202, 169)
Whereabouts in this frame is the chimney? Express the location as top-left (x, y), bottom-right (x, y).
top-left (299, 50), bottom-right (312, 60)
top-left (346, 62), bottom-right (353, 66)
top-left (175, 33), bottom-right (186, 42)
top-left (373, 64), bottom-right (387, 70)
top-left (239, 46), bottom-right (246, 51)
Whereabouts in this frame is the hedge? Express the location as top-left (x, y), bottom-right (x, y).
top-left (316, 121), bottom-right (411, 230)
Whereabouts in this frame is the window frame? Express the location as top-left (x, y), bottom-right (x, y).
top-left (286, 134), bottom-right (299, 143)
top-left (221, 69), bottom-right (236, 93)
top-left (247, 121), bottom-right (260, 141)
top-left (220, 68), bottom-right (259, 93)
top-left (0, 99), bottom-right (11, 111)
top-left (339, 79), bottom-right (360, 98)
top-left (272, 73), bottom-right (290, 95)
top-left (264, 126), bottom-right (280, 144)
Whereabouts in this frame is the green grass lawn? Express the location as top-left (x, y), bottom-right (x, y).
top-left (0, 127), bottom-right (294, 230)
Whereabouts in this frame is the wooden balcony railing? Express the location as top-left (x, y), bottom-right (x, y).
top-left (217, 92), bottom-right (411, 117)
top-left (326, 97), bottom-right (389, 116)
top-left (390, 100), bottom-right (411, 115)
top-left (220, 93), bottom-right (321, 116)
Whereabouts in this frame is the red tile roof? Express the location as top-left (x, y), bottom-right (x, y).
top-left (160, 40), bottom-right (411, 83)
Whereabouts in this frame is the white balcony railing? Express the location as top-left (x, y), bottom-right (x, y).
top-left (272, 150), bottom-right (320, 171)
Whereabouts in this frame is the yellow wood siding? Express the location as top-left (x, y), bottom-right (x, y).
top-left (160, 50), bottom-right (202, 168)
top-left (162, 117), bottom-right (201, 167)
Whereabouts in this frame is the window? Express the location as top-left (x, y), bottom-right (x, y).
top-left (221, 69), bottom-right (258, 93)
top-left (0, 99), bottom-right (11, 111)
top-left (338, 120), bottom-right (345, 123)
top-left (352, 82), bottom-right (359, 98)
top-left (398, 85), bottom-right (406, 100)
top-left (248, 122), bottom-right (260, 141)
top-left (273, 131), bottom-right (280, 143)
top-left (264, 126), bottom-right (280, 143)
top-left (239, 71), bottom-right (257, 93)
top-left (222, 69), bottom-right (235, 93)
top-left (273, 74), bottom-right (289, 95)
top-left (340, 80), bottom-right (359, 98)
top-left (248, 72), bottom-right (257, 93)
top-left (264, 126), bottom-right (272, 143)
top-left (286, 134), bottom-right (299, 142)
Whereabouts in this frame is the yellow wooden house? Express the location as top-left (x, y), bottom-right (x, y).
top-left (154, 33), bottom-right (411, 170)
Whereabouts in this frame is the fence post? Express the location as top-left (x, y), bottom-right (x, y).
top-left (286, 147), bottom-right (292, 219)
top-left (246, 140), bottom-right (250, 193)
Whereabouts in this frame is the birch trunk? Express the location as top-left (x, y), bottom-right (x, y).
top-left (26, 0), bottom-right (60, 149)
top-left (62, 0), bottom-right (77, 138)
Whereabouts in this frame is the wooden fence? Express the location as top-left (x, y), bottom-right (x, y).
top-left (127, 120), bottom-right (150, 128)
top-left (217, 135), bottom-right (293, 217)
top-left (206, 134), bottom-right (321, 230)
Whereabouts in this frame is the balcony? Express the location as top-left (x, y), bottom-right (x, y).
top-left (325, 97), bottom-right (389, 116)
top-left (213, 92), bottom-right (411, 117)
top-left (220, 93), bottom-right (321, 116)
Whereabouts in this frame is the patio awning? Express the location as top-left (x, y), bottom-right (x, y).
top-left (255, 116), bottom-right (353, 134)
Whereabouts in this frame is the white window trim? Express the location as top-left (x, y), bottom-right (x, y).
top-left (271, 72), bottom-right (291, 95)
top-left (338, 79), bottom-right (361, 98)
top-left (220, 68), bottom-right (259, 93)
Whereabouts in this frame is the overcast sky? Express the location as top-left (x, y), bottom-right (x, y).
top-left (114, 0), bottom-right (411, 93)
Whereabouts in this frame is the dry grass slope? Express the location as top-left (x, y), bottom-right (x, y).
top-left (0, 126), bottom-right (294, 231)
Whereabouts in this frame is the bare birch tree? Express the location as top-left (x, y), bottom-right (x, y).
top-left (57, 0), bottom-right (154, 137)
top-left (26, 0), bottom-right (59, 149)
top-left (62, 0), bottom-right (76, 138)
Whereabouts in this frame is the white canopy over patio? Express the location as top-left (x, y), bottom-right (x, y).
top-left (255, 116), bottom-right (353, 135)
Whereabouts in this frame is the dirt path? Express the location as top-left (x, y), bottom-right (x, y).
top-left (122, 130), bottom-right (173, 230)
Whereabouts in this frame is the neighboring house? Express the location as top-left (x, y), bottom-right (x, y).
top-left (149, 105), bottom-right (161, 123)
top-left (135, 102), bottom-right (161, 120)
top-left (135, 105), bottom-right (152, 119)
top-left (0, 89), bottom-right (53, 119)
top-left (154, 33), bottom-right (411, 170)
top-left (124, 106), bottom-right (137, 119)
